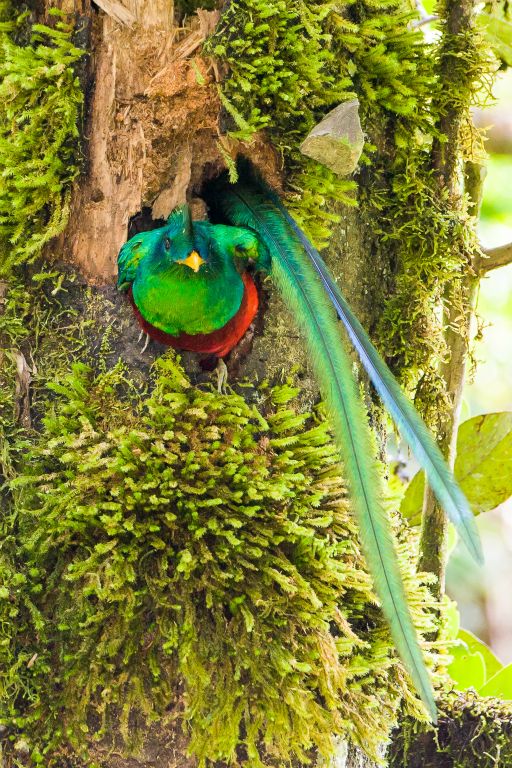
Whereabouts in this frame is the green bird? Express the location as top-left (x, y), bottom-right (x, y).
top-left (117, 205), bottom-right (266, 362)
top-left (118, 161), bottom-right (483, 722)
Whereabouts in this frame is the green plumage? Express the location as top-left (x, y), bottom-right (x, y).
top-left (268, 186), bottom-right (483, 564)
top-left (206, 175), bottom-right (438, 720)
top-left (118, 207), bottom-right (262, 336)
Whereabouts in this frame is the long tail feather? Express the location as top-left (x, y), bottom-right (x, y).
top-left (208, 175), bottom-right (437, 721)
top-left (269, 198), bottom-right (483, 566)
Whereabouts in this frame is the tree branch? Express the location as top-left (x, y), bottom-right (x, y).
top-left (419, 0), bottom-right (482, 584)
top-left (413, 14), bottom-right (439, 28)
top-left (480, 242), bottom-right (512, 273)
top-left (418, 158), bottom-right (484, 585)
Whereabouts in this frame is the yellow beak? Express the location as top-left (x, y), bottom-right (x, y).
top-left (177, 250), bottom-right (205, 273)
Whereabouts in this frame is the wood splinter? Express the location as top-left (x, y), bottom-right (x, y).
top-left (92, 0), bottom-right (136, 26)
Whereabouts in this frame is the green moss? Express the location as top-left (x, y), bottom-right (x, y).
top-left (210, 0), bottom-right (495, 410)
top-left (0, 268), bottom-right (86, 495)
top-left (206, 0), bottom-right (357, 247)
top-left (368, 0), bottom-right (493, 414)
top-left (326, 1), bottom-right (491, 412)
top-left (0, 2), bottom-right (498, 765)
top-left (389, 690), bottom-right (512, 768)
top-left (0, 354), bottom-right (439, 766)
top-left (0, 6), bottom-right (84, 277)
top-left (0, 3), bottom-right (86, 561)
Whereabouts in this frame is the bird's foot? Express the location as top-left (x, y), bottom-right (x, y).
top-left (141, 332), bottom-right (150, 354)
top-left (214, 358), bottom-right (228, 394)
top-left (137, 328), bottom-right (144, 343)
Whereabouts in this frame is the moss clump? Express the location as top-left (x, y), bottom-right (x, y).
top-left (1, 354), bottom-right (438, 766)
top-left (0, 3), bottom-right (85, 490)
top-left (0, 6), bottom-right (84, 277)
top-left (210, 0), bottom-right (495, 412)
top-left (389, 690), bottom-right (512, 768)
top-left (366, 0), bottom-right (493, 415)
top-left (0, 268), bottom-right (87, 498)
top-left (206, 0), bottom-right (357, 247)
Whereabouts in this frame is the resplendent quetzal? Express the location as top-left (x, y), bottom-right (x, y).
top-left (117, 204), bottom-right (264, 361)
top-left (117, 161), bottom-right (483, 722)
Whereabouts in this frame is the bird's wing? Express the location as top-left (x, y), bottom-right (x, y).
top-left (117, 229), bottom-right (163, 291)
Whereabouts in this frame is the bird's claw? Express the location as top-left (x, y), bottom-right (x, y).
top-left (215, 358), bottom-right (228, 394)
top-left (139, 332), bottom-right (150, 353)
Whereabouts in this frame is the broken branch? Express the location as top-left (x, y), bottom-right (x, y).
top-left (480, 242), bottom-right (512, 274)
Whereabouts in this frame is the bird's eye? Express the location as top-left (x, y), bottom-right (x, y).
top-left (164, 237), bottom-right (171, 251)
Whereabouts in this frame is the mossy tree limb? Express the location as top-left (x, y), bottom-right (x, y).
top-left (418, 0), bottom-right (491, 586)
top-left (389, 691), bottom-right (512, 768)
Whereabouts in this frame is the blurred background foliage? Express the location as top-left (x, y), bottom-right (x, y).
top-left (447, 66), bottom-right (512, 665)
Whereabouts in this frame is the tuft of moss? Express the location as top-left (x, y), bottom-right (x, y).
top-left (0, 2), bottom-right (85, 498)
top-left (0, 5), bottom-right (84, 277)
top-left (365, 0), bottom-right (494, 415)
top-left (206, 0), bottom-right (357, 248)
top-left (0, 267), bottom-right (86, 498)
top-left (2, 354), bottom-right (439, 766)
top-left (389, 690), bottom-right (512, 768)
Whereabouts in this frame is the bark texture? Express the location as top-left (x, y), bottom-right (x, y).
top-left (64, 0), bottom-right (222, 280)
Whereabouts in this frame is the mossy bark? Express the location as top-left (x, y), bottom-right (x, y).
top-left (389, 692), bottom-right (512, 768)
top-left (4, 1), bottom-right (510, 767)
top-left (4, 5), bottom-right (381, 768)
top-left (418, 0), bottom-right (484, 590)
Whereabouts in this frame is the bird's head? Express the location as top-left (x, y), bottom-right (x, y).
top-left (117, 205), bottom-right (207, 291)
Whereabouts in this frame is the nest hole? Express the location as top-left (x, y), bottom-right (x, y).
top-left (128, 207), bottom-right (166, 240)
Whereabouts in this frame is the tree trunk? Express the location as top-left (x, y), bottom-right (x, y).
top-left (7, 3), bottom-right (384, 766)
top-left (4, 2), bottom-right (512, 767)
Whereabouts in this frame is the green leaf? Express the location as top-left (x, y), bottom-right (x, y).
top-left (455, 412), bottom-right (512, 515)
top-left (448, 642), bottom-right (486, 692)
top-left (478, 12), bottom-right (512, 67)
top-left (401, 412), bottom-right (512, 524)
top-left (458, 629), bottom-right (503, 682)
top-left (479, 664), bottom-right (512, 700)
top-left (400, 470), bottom-right (424, 526)
top-left (447, 626), bottom-right (504, 692)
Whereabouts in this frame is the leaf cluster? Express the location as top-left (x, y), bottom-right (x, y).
top-left (401, 411), bottom-right (512, 524)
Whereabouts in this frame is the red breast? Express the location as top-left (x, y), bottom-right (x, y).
top-left (128, 272), bottom-right (259, 358)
